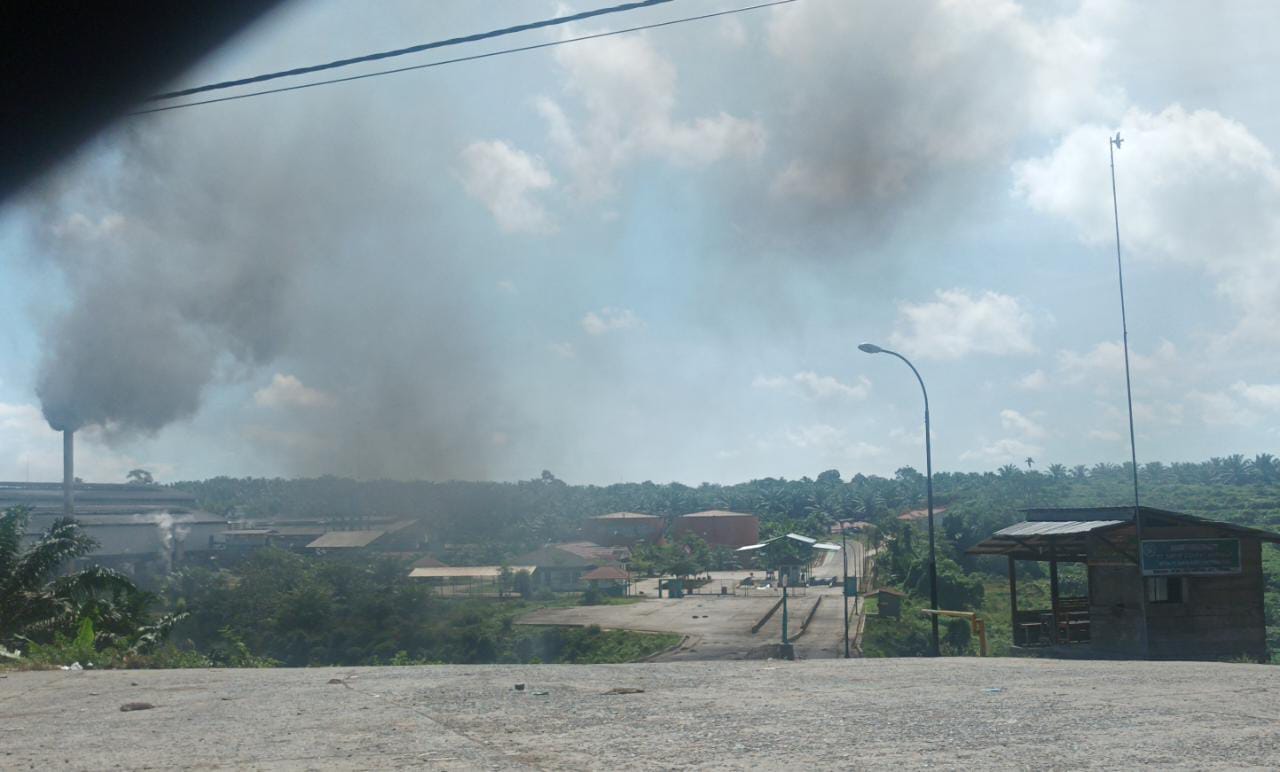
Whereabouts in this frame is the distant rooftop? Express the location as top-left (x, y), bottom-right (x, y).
top-left (680, 510), bottom-right (755, 518)
top-left (590, 512), bottom-right (661, 520)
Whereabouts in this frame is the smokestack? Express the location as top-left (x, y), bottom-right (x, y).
top-left (63, 430), bottom-right (74, 518)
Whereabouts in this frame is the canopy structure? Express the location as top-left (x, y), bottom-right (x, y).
top-left (967, 520), bottom-right (1128, 562)
top-left (736, 533), bottom-right (841, 553)
top-left (968, 506), bottom-right (1280, 563)
top-left (408, 565), bottom-right (535, 579)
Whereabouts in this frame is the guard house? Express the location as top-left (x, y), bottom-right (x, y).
top-left (968, 506), bottom-right (1280, 661)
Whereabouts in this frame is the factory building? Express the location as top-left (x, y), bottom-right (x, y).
top-left (672, 510), bottom-right (760, 549)
top-left (584, 512), bottom-right (665, 546)
top-left (0, 481), bottom-right (226, 580)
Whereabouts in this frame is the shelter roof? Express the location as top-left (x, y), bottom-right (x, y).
top-left (590, 511), bottom-right (661, 521)
top-left (512, 543), bottom-right (621, 568)
top-left (581, 565), bottom-right (630, 581)
top-left (866, 587), bottom-right (906, 597)
top-left (408, 565), bottom-right (534, 579)
top-left (899, 507), bottom-right (947, 521)
top-left (680, 509), bottom-right (756, 519)
top-left (968, 506), bottom-right (1280, 561)
top-left (306, 530), bottom-right (385, 549)
top-left (736, 533), bottom-right (841, 553)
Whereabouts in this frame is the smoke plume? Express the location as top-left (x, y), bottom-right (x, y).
top-left (26, 81), bottom-right (504, 478)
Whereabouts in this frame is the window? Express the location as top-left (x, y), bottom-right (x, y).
top-left (1146, 576), bottom-right (1184, 603)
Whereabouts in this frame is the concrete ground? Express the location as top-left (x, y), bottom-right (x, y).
top-left (523, 540), bottom-right (869, 661)
top-left (518, 594), bottom-right (792, 660)
top-left (3, 658), bottom-right (1279, 770)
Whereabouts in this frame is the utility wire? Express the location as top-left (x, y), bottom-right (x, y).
top-left (130, 0), bottom-right (797, 116)
top-left (149, 0), bottom-right (676, 101)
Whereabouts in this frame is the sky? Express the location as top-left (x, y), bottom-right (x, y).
top-left (4, 0), bottom-right (1280, 486)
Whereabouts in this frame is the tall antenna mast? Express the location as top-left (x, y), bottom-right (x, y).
top-left (1109, 133), bottom-right (1141, 511)
top-left (1109, 131), bottom-right (1150, 657)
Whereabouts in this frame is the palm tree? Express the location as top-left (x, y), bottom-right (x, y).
top-left (1047, 463), bottom-right (1067, 480)
top-left (0, 506), bottom-right (138, 650)
top-left (1214, 454), bottom-right (1253, 485)
top-left (1253, 453), bottom-right (1278, 484)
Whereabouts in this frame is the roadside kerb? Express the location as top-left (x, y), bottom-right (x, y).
top-left (750, 596), bottom-right (785, 634)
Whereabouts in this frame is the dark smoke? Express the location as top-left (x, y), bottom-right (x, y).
top-left (26, 83), bottom-right (504, 478)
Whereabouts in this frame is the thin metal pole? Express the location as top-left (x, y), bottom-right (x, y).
top-left (1109, 133), bottom-right (1150, 658)
top-left (842, 522), bottom-right (850, 658)
top-left (887, 351), bottom-right (940, 657)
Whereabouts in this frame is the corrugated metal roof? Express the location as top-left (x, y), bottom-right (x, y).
top-left (581, 566), bottom-right (630, 581)
top-left (408, 565), bottom-right (535, 579)
top-left (590, 512), bottom-right (661, 520)
top-left (994, 520), bottom-right (1126, 538)
top-left (307, 530), bottom-right (385, 549)
top-left (680, 510), bottom-right (756, 518)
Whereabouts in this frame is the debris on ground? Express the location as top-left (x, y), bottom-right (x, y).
top-left (327, 678), bottom-right (345, 684)
top-left (60, 662), bottom-right (83, 671)
top-left (603, 687), bottom-right (645, 695)
top-left (514, 683), bottom-right (525, 691)
top-left (119, 702), bottom-right (155, 712)
top-left (531, 691), bottom-right (549, 696)
top-left (983, 687), bottom-right (1004, 694)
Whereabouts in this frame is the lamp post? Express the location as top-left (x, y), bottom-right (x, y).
top-left (858, 342), bottom-right (940, 657)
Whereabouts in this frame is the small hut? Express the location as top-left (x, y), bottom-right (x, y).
top-left (968, 506), bottom-right (1280, 661)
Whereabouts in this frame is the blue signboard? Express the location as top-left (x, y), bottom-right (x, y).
top-left (1140, 539), bottom-right (1241, 576)
top-left (844, 576), bottom-right (858, 597)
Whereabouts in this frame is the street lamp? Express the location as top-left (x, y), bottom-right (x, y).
top-left (858, 342), bottom-right (940, 657)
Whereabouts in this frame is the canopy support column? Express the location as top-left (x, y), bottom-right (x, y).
top-left (1007, 555), bottom-right (1019, 642)
top-left (1049, 536), bottom-right (1061, 645)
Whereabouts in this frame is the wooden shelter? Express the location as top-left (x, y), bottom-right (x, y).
top-left (968, 506), bottom-right (1280, 661)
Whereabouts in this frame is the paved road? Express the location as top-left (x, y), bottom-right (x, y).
top-left (5, 658), bottom-right (1279, 770)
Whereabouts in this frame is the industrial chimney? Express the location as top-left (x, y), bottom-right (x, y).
top-left (63, 430), bottom-right (74, 517)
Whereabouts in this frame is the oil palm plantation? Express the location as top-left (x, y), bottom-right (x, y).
top-left (0, 506), bottom-right (140, 651)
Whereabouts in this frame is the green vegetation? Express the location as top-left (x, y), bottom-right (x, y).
top-left (1, 506), bottom-right (181, 667)
top-left (7, 453), bottom-right (1280, 667)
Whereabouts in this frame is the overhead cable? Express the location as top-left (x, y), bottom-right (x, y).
top-left (131, 0), bottom-right (798, 116)
top-left (148, 0), bottom-right (677, 101)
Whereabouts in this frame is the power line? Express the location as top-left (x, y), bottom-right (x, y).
top-left (130, 0), bottom-right (797, 116)
top-left (149, 0), bottom-right (676, 102)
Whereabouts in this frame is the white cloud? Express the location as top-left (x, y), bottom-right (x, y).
top-left (253, 374), bottom-right (336, 409)
top-left (496, 280), bottom-right (518, 295)
top-left (1232, 381), bottom-right (1280, 411)
top-left (1015, 104), bottom-right (1280, 342)
top-left (782, 423), bottom-right (884, 460)
top-left (1088, 428), bottom-right (1123, 442)
top-left (548, 342), bottom-right (576, 359)
top-left (888, 289), bottom-right (1036, 360)
top-left (1000, 409), bottom-right (1047, 439)
top-left (960, 437), bottom-right (1043, 466)
top-left (581, 307), bottom-right (642, 336)
top-left (537, 32), bottom-right (764, 199)
top-left (1187, 389), bottom-right (1257, 427)
top-left (0, 401), bottom-right (175, 483)
top-left (1056, 339), bottom-right (1178, 388)
top-left (457, 140), bottom-right (556, 234)
top-left (753, 372), bottom-right (870, 401)
top-left (1016, 369), bottom-right (1049, 390)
